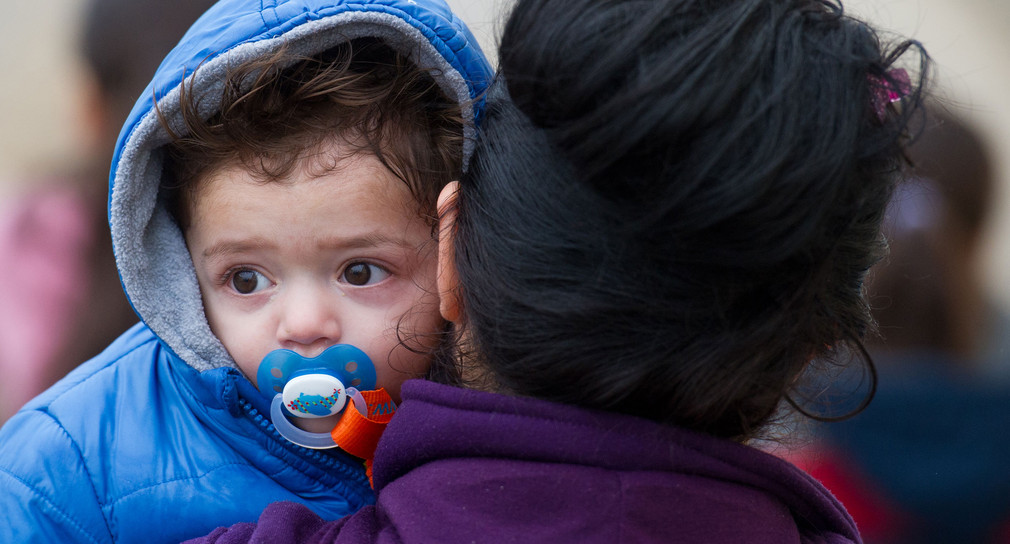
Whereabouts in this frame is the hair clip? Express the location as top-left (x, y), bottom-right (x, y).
top-left (869, 68), bottom-right (911, 123)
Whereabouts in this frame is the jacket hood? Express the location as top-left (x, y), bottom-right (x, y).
top-left (108, 0), bottom-right (492, 372)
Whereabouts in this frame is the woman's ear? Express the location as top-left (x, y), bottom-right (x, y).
top-left (437, 181), bottom-right (462, 323)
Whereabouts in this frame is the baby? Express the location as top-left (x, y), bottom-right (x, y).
top-left (0, 1), bottom-right (491, 542)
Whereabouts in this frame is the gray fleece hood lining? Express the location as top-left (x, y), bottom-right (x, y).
top-left (111, 12), bottom-right (476, 372)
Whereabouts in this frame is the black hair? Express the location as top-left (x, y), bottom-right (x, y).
top-left (435, 0), bottom-right (928, 440)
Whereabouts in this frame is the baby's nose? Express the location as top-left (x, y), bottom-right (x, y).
top-left (277, 283), bottom-right (342, 355)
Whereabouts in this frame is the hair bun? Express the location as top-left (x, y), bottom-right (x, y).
top-left (498, 0), bottom-right (694, 184)
top-left (499, 0), bottom-right (632, 129)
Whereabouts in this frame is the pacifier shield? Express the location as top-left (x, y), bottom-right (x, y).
top-left (255, 344), bottom-right (378, 401)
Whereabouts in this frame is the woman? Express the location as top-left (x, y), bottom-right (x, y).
top-left (190, 0), bottom-right (927, 541)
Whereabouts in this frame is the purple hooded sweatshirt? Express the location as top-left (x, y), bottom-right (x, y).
top-left (188, 380), bottom-right (861, 544)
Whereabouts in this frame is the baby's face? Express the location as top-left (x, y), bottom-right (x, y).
top-left (184, 143), bottom-right (442, 402)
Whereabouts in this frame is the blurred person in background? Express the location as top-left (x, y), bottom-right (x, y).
top-left (793, 106), bottom-right (1010, 543)
top-left (0, 0), bottom-right (215, 422)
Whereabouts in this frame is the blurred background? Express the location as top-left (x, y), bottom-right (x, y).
top-left (2, 1), bottom-right (1010, 541)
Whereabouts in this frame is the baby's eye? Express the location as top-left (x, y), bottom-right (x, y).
top-left (230, 269), bottom-right (270, 294)
top-left (341, 262), bottom-right (390, 286)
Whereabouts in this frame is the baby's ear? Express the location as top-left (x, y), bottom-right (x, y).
top-left (436, 182), bottom-right (462, 323)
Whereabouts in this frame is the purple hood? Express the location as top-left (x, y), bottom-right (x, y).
top-left (192, 379), bottom-right (861, 543)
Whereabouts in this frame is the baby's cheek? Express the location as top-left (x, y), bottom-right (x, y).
top-left (232, 347), bottom-right (266, 386)
top-left (209, 310), bottom-right (266, 383)
top-left (400, 292), bottom-right (444, 348)
top-left (374, 307), bottom-right (441, 395)
top-left (376, 348), bottom-right (431, 403)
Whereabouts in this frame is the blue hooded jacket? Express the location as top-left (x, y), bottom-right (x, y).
top-left (0, 1), bottom-right (491, 542)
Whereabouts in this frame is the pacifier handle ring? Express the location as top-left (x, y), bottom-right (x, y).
top-left (269, 394), bottom-right (338, 449)
top-left (346, 387), bottom-right (367, 417)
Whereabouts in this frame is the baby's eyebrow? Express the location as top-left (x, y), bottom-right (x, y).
top-left (323, 233), bottom-right (418, 251)
top-left (202, 237), bottom-right (275, 261)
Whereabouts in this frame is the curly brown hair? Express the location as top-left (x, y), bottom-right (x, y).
top-left (159, 37), bottom-right (463, 230)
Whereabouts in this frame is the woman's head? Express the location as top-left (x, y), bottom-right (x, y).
top-left (436, 0), bottom-right (927, 440)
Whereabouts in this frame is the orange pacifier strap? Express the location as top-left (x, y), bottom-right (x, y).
top-left (330, 388), bottom-right (396, 470)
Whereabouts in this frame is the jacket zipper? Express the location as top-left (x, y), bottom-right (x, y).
top-left (237, 396), bottom-right (374, 504)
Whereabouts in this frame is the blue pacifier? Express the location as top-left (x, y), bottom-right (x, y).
top-left (256, 344), bottom-right (377, 449)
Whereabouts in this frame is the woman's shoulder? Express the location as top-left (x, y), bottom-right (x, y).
top-left (375, 381), bottom-right (858, 543)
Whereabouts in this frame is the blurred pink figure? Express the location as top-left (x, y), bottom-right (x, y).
top-left (0, 188), bottom-right (93, 417)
